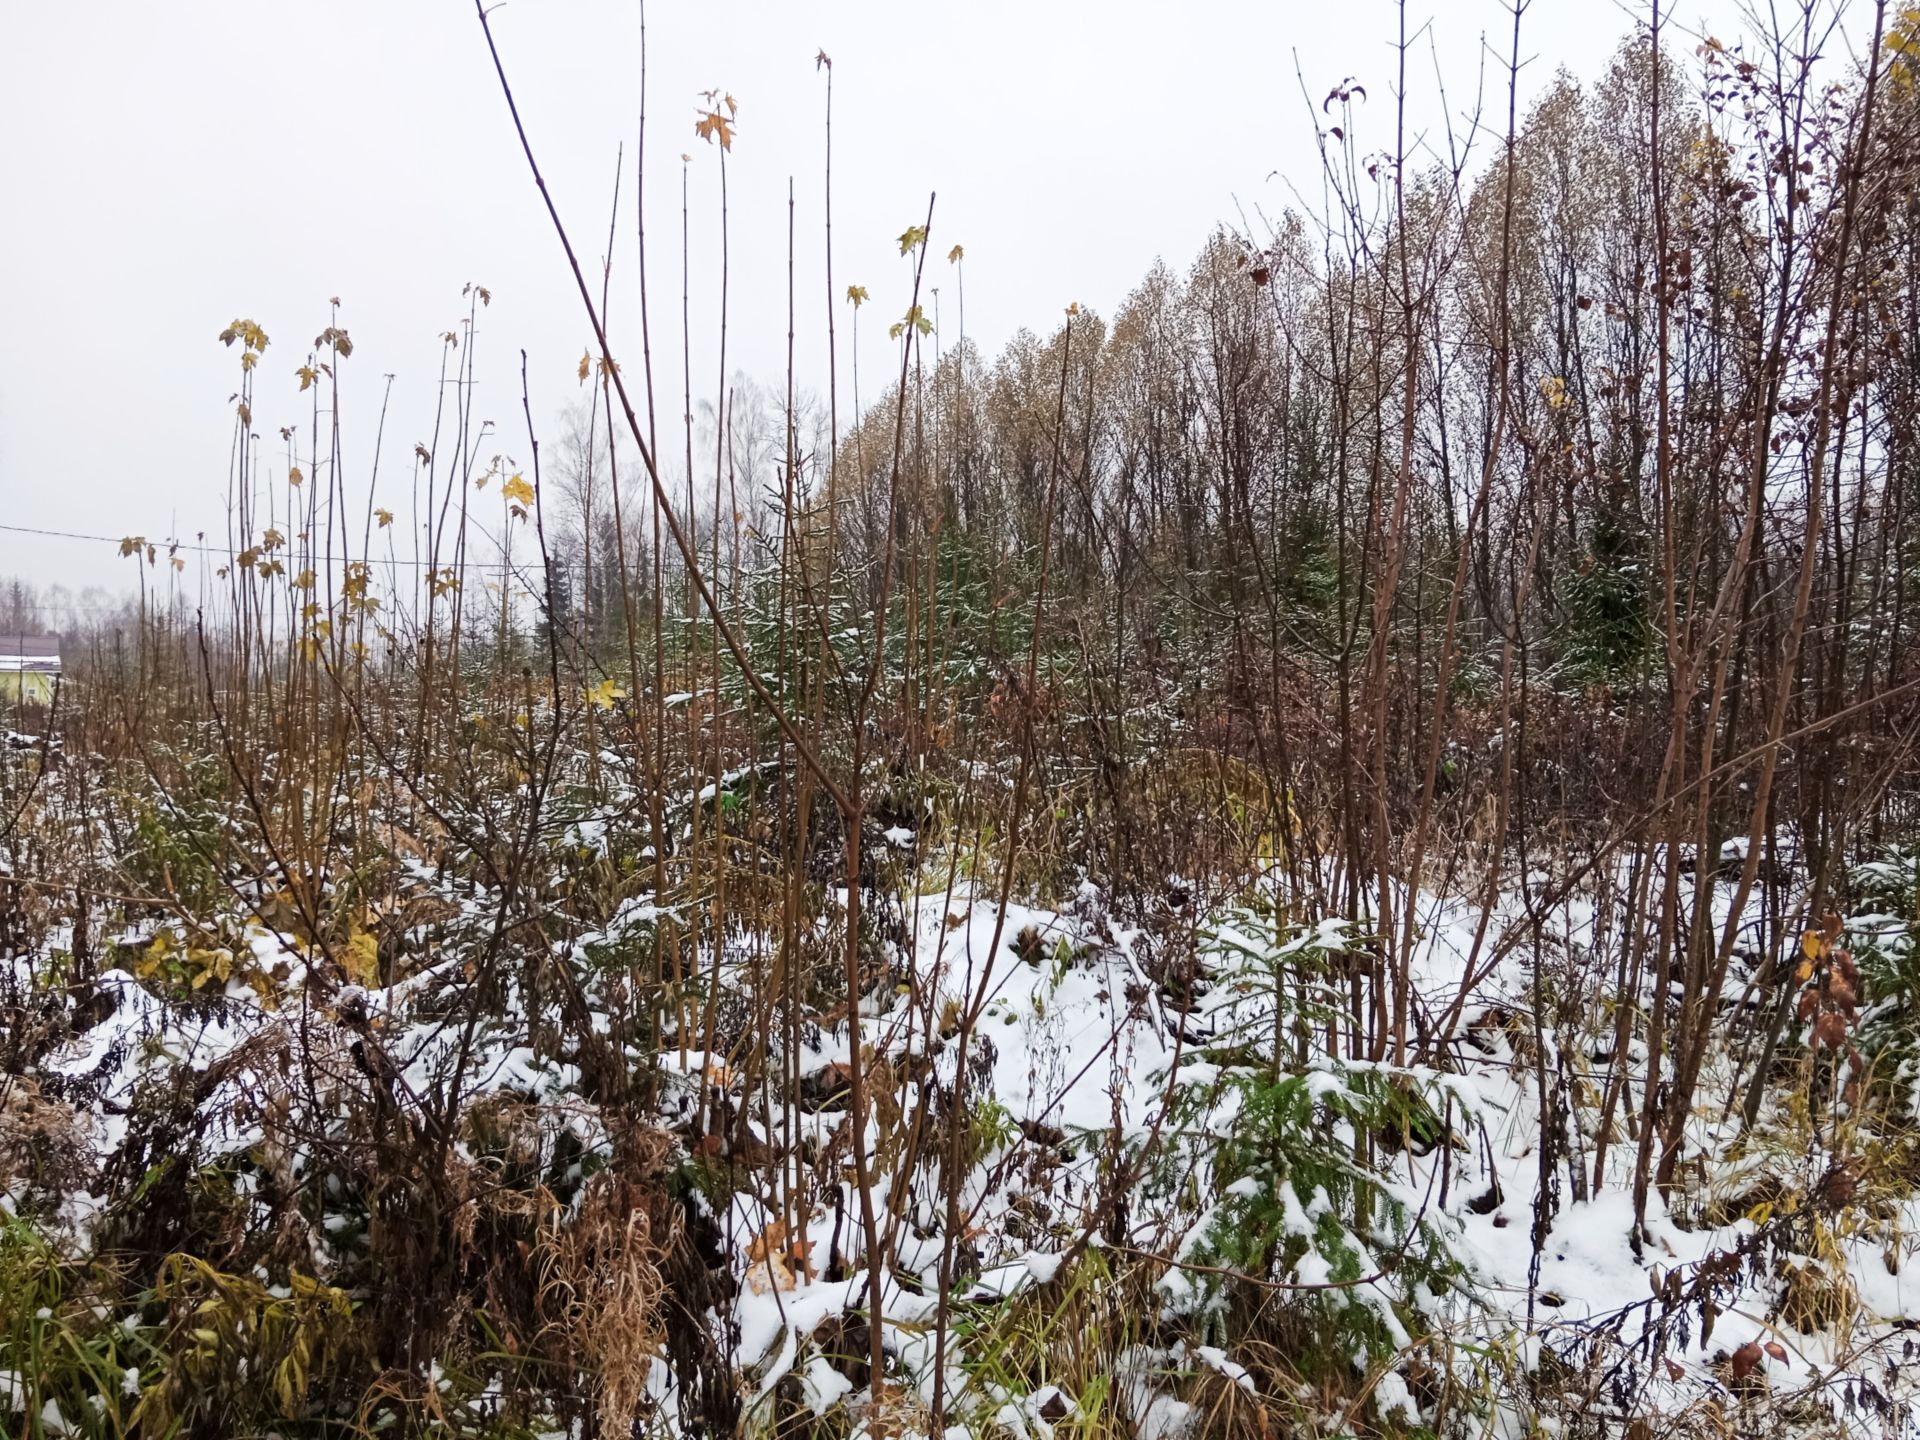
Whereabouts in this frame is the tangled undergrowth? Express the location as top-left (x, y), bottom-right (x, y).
top-left (3, 659), bottom-right (1919, 1440)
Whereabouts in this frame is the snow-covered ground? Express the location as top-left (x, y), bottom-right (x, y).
top-left (10, 839), bottom-right (1919, 1438)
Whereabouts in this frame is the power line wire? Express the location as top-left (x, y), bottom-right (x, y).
top-left (0, 520), bottom-right (600, 575)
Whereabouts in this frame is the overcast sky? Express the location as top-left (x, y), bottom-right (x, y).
top-left (2, 0), bottom-right (1740, 601)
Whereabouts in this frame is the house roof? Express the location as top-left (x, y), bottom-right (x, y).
top-left (0, 634), bottom-right (62, 673)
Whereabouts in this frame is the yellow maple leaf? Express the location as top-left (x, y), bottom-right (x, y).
top-left (343, 923), bottom-right (380, 986)
top-left (502, 474), bottom-right (536, 510)
top-left (694, 106), bottom-right (735, 150)
top-left (219, 319), bottom-right (269, 352)
top-left (585, 678), bottom-right (625, 711)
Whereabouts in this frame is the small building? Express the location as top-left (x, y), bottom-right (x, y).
top-left (0, 634), bottom-right (62, 705)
